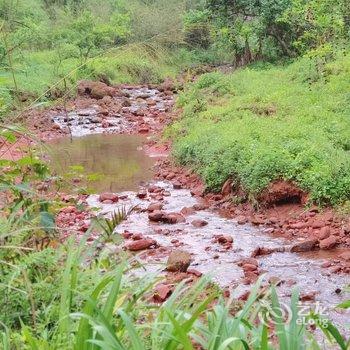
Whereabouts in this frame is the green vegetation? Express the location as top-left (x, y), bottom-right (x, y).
top-left (1, 0), bottom-right (350, 348)
top-left (170, 51), bottom-right (350, 205)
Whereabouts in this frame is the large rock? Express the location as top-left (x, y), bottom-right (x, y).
top-left (148, 211), bottom-right (185, 224)
top-left (166, 250), bottom-right (192, 272)
top-left (77, 80), bottom-right (115, 99)
top-left (290, 239), bottom-right (318, 253)
top-left (319, 236), bottom-right (338, 250)
top-left (163, 213), bottom-right (186, 224)
top-left (99, 192), bottom-right (118, 203)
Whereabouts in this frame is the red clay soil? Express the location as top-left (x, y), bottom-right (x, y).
top-left (153, 159), bottom-right (350, 273)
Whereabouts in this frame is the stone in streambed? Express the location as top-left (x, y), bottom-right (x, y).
top-left (166, 250), bottom-right (192, 272)
top-left (153, 284), bottom-right (172, 302)
top-left (180, 207), bottom-right (196, 216)
top-left (191, 219), bottom-right (208, 228)
top-left (125, 238), bottom-right (157, 251)
top-left (290, 239), bottom-right (318, 253)
top-left (148, 211), bottom-right (185, 224)
top-left (148, 210), bottom-right (165, 222)
top-left (136, 190), bottom-right (147, 199)
top-left (99, 192), bottom-right (118, 203)
top-left (173, 182), bottom-right (182, 189)
top-left (163, 213), bottom-right (186, 224)
top-left (217, 235), bottom-right (233, 244)
top-left (147, 202), bottom-right (163, 212)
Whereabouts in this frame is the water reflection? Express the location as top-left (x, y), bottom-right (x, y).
top-left (49, 134), bottom-right (155, 193)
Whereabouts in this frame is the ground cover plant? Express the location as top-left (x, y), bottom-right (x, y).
top-left (169, 50), bottom-right (350, 206)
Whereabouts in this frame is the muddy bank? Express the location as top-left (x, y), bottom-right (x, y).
top-left (154, 160), bottom-right (350, 274)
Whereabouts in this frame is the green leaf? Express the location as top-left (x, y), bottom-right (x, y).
top-left (336, 300), bottom-right (350, 309)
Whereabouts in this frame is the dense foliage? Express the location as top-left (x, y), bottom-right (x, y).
top-left (170, 51), bottom-right (350, 205)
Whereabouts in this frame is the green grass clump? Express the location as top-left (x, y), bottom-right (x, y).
top-left (169, 51), bottom-right (350, 206)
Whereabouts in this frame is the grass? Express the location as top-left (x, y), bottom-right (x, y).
top-left (168, 51), bottom-right (350, 206)
top-left (1, 43), bottom-right (221, 115)
top-left (2, 237), bottom-right (349, 349)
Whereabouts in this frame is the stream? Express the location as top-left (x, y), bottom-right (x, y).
top-left (49, 86), bottom-right (350, 334)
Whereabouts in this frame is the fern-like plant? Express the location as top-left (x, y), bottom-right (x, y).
top-left (94, 206), bottom-right (137, 241)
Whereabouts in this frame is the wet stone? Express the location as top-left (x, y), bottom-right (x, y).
top-left (166, 250), bottom-right (192, 272)
top-left (191, 219), bottom-right (208, 228)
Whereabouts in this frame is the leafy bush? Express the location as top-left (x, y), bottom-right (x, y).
top-left (169, 51), bottom-right (350, 205)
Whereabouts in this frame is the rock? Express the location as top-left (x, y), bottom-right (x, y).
top-left (312, 219), bottom-right (325, 229)
top-left (148, 210), bottom-right (165, 222)
top-left (163, 213), bottom-right (186, 224)
top-left (131, 233), bottom-right (143, 240)
top-left (242, 263), bottom-right (258, 272)
top-left (300, 292), bottom-right (316, 302)
top-left (60, 206), bottom-right (76, 214)
top-left (159, 78), bottom-right (174, 92)
top-left (243, 271), bottom-right (259, 284)
top-left (138, 127), bottom-right (149, 134)
top-left (290, 239), bottom-right (318, 253)
top-left (321, 261), bottom-right (332, 268)
top-left (251, 246), bottom-right (276, 257)
top-left (147, 202), bottom-right (163, 212)
top-left (190, 186), bottom-right (204, 197)
top-left (217, 235), bottom-right (233, 244)
top-left (192, 203), bottom-right (208, 211)
top-left (173, 182), bottom-right (182, 190)
top-left (77, 80), bottom-right (115, 99)
top-left (187, 268), bottom-right (203, 277)
top-left (339, 251), bottom-right (350, 261)
top-left (318, 226), bottom-right (330, 240)
top-left (125, 238), bottom-right (156, 251)
top-left (153, 284), bottom-right (172, 302)
top-left (99, 193), bottom-right (118, 203)
top-left (221, 179), bottom-right (232, 196)
top-left (166, 250), bottom-right (192, 272)
top-left (238, 258), bottom-right (259, 267)
top-left (191, 219), bottom-right (208, 228)
top-left (136, 191), bottom-right (147, 199)
top-left (180, 207), bottom-right (196, 216)
top-left (122, 231), bottom-right (133, 239)
top-left (289, 222), bottom-right (307, 229)
top-left (319, 236), bottom-right (338, 250)
top-left (236, 216), bottom-right (247, 225)
top-left (251, 216), bottom-right (265, 226)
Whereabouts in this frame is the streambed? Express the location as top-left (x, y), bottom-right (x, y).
top-left (49, 85), bottom-right (350, 335)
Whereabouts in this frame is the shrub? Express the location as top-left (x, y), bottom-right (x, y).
top-left (170, 51), bottom-right (350, 205)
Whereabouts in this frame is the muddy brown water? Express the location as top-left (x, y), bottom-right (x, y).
top-left (49, 134), bottom-right (156, 193)
top-left (49, 86), bottom-right (350, 338)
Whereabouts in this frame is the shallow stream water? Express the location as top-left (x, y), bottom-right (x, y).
top-left (49, 134), bottom-right (156, 193)
top-left (49, 86), bottom-right (350, 336)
